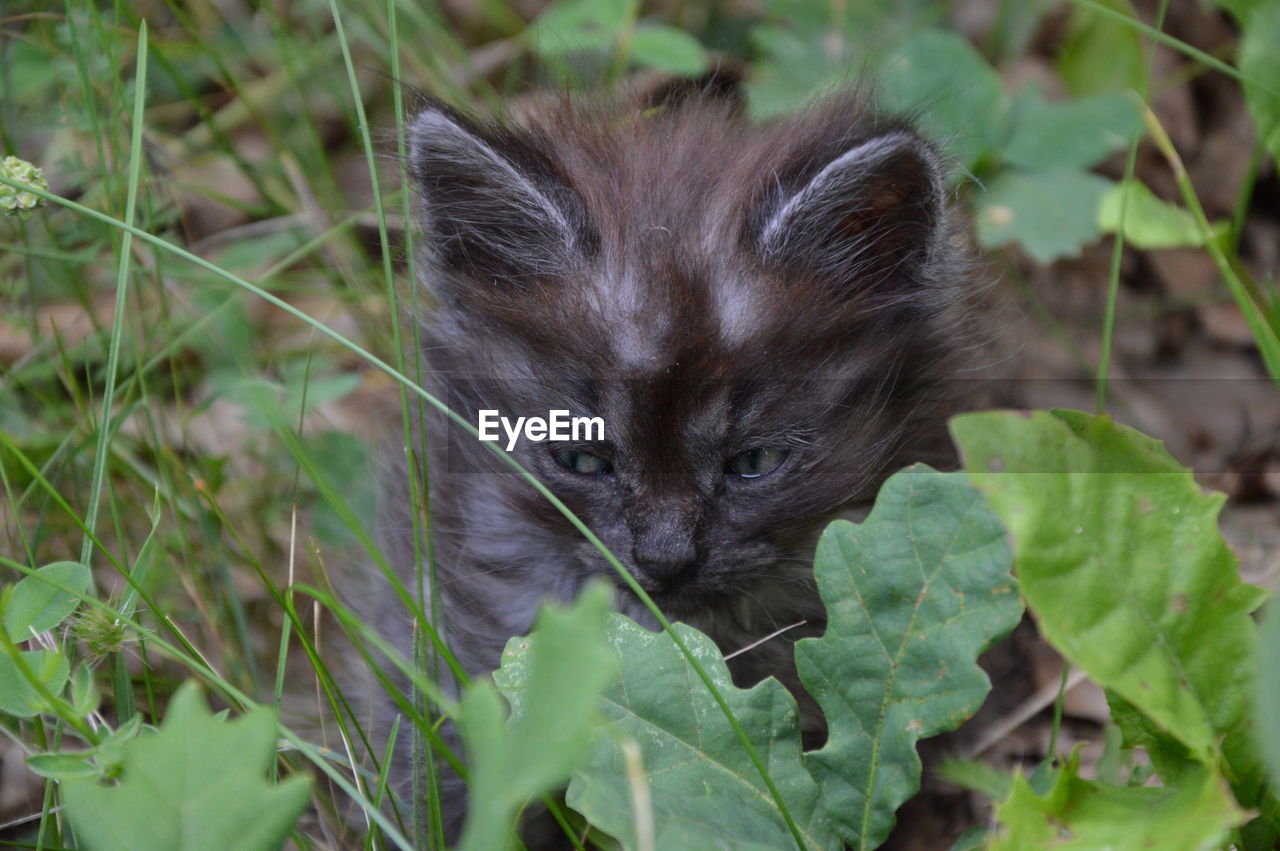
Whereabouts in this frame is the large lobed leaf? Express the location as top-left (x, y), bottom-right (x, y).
top-left (797, 465), bottom-right (1022, 849)
top-left (952, 410), bottom-right (1271, 816)
top-left (1002, 91), bottom-right (1140, 173)
top-left (496, 466), bottom-right (1019, 850)
top-left (876, 29), bottom-right (1008, 170)
top-left (61, 682), bottom-right (310, 851)
top-left (975, 169), bottom-right (1113, 264)
top-left (562, 614), bottom-right (833, 850)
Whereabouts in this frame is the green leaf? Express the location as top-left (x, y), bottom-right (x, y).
top-left (61, 681), bottom-right (311, 851)
top-left (26, 751), bottom-right (100, 780)
top-left (303, 430), bottom-right (375, 548)
top-left (746, 23), bottom-right (847, 119)
top-left (989, 749), bottom-right (1242, 849)
top-left (1, 40), bottom-right (59, 102)
top-left (746, 0), bottom-right (943, 119)
top-left (876, 29), bottom-right (1008, 169)
top-left (1057, 0), bottom-right (1145, 97)
top-left (1105, 689), bottom-right (1199, 785)
top-left (210, 227), bottom-right (308, 273)
top-left (952, 410), bottom-right (1272, 810)
top-left (975, 169), bottom-right (1112, 263)
top-left (527, 0), bottom-right (633, 58)
top-left (985, 0), bottom-right (1056, 60)
top-left (94, 713), bottom-right (145, 775)
top-left (4, 561), bottom-right (91, 641)
top-left (1257, 601), bottom-right (1280, 789)
top-left (628, 25), bottom-right (707, 75)
top-left (0, 649), bottom-right (70, 717)
top-left (277, 357), bottom-right (361, 412)
top-left (797, 466), bottom-right (1022, 849)
top-left (71, 662), bottom-right (99, 717)
top-left (950, 825), bottom-right (990, 850)
top-left (1003, 92), bottom-right (1140, 171)
top-left (100, 712), bottom-right (144, 748)
top-left (207, 374), bottom-right (289, 429)
top-left (936, 758), bottom-right (1014, 801)
top-left (469, 581), bottom-right (618, 851)
top-left (1098, 179), bottom-right (1209, 249)
top-left (561, 615), bottom-right (833, 850)
top-left (1239, 0), bottom-right (1280, 163)
top-left (1214, 0), bottom-right (1264, 23)
top-left (209, 360), bottom-right (359, 431)
top-left (548, 467), bottom-right (1018, 850)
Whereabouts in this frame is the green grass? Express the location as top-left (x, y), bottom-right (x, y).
top-left (1, 3), bottom-right (468, 845)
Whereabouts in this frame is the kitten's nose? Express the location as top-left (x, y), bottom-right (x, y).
top-left (634, 539), bottom-right (698, 586)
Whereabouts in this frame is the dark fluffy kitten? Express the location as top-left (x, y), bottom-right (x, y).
top-left (373, 84), bottom-right (970, 838)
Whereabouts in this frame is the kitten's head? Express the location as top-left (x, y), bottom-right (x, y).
top-left (407, 90), bottom-right (968, 617)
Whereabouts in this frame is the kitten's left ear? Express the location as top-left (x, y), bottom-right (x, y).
top-left (408, 101), bottom-right (589, 287)
top-left (755, 130), bottom-right (945, 296)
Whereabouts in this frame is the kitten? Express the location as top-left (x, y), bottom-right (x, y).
top-left (371, 81), bottom-right (971, 839)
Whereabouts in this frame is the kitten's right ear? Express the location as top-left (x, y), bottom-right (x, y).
top-left (754, 129), bottom-right (945, 300)
top-left (408, 103), bottom-right (585, 285)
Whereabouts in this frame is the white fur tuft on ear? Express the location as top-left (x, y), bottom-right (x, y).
top-left (757, 130), bottom-right (944, 291)
top-left (409, 106), bottom-right (582, 283)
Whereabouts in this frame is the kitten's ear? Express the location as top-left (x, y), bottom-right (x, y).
top-left (408, 103), bottom-right (586, 285)
top-left (755, 130), bottom-right (945, 297)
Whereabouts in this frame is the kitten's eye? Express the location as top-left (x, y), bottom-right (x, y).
top-left (553, 449), bottom-right (612, 476)
top-left (726, 448), bottom-right (790, 479)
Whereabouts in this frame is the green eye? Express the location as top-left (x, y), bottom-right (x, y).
top-left (553, 449), bottom-right (612, 476)
top-left (726, 448), bottom-right (790, 478)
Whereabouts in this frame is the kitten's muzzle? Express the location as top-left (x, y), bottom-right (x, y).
top-left (632, 538), bottom-right (699, 588)
top-left (636, 555), bottom-right (699, 587)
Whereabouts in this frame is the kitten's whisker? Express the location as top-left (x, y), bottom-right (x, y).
top-left (724, 620), bottom-right (809, 660)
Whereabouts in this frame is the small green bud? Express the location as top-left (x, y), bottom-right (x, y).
top-left (1, 156), bottom-right (48, 220)
top-left (74, 606), bottom-right (132, 660)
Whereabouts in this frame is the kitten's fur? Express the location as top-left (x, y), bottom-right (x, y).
top-left (371, 83), bottom-right (971, 840)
